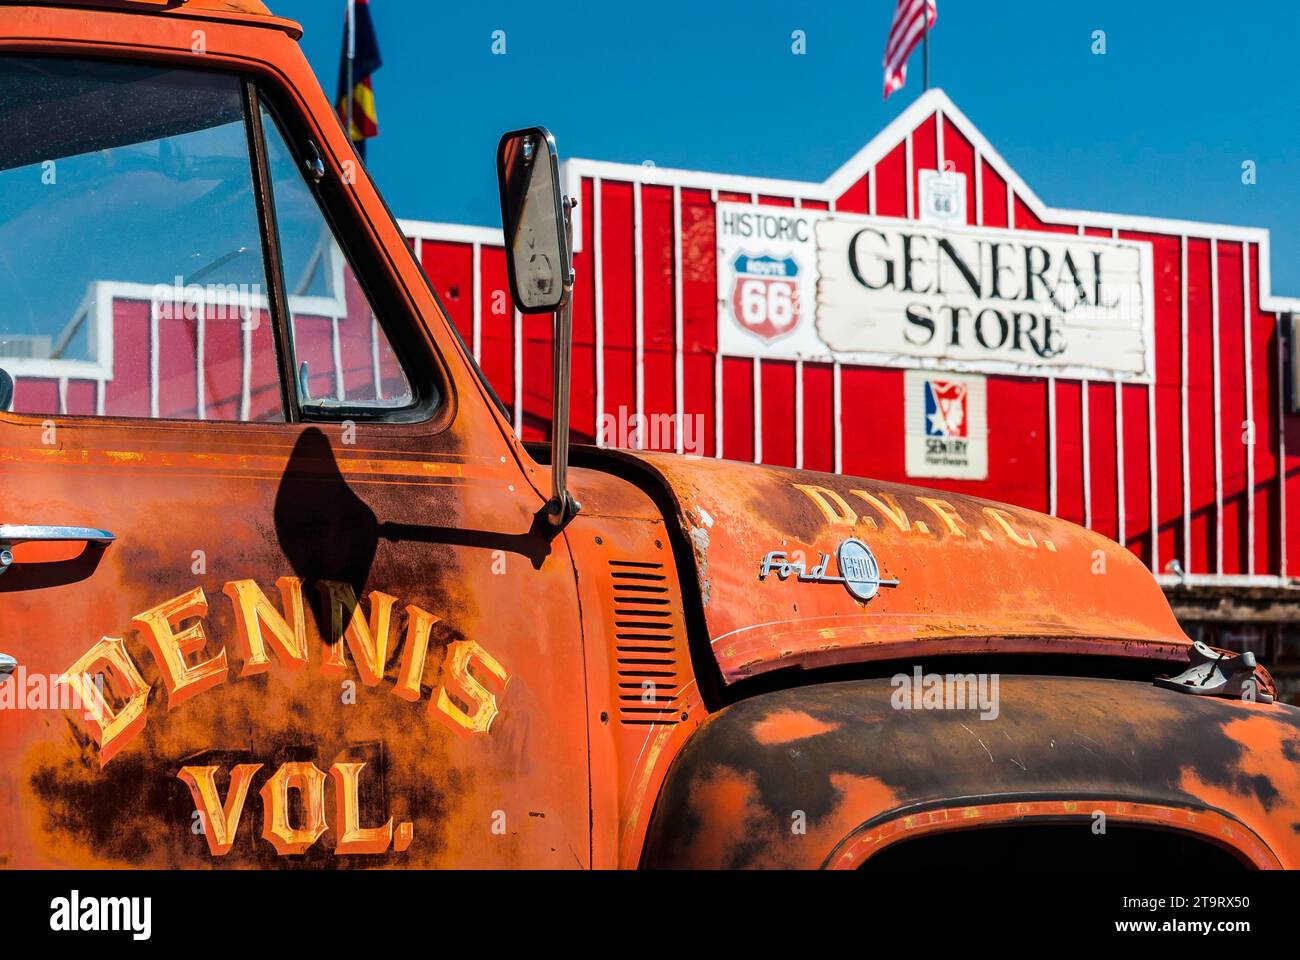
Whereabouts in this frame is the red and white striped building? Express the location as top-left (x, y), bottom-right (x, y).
top-left (406, 90), bottom-right (1300, 682)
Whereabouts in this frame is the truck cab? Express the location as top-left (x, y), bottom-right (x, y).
top-left (1, 0), bottom-right (1297, 870)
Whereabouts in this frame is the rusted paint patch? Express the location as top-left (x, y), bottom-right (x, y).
top-left (658, 762), bottom-right (897, 869)
top-left (752, 708), bottom-right (841, 745)
top-left (1178, 713), bottom-right (1300, 859)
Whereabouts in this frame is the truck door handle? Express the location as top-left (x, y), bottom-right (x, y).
top-left (0, 526), bottom-right (114, 677)
top-left (0, 525), bottom-right (116, 575)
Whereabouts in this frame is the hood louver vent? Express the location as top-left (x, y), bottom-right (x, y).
top-left (608, 559), bottom-right (686, 726)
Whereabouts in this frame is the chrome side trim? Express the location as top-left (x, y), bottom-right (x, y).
top-left (0, 525), bottom-right (116, 546)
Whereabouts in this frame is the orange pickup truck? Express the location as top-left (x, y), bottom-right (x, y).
top-left (0, 0), bottom-right (1297, 870)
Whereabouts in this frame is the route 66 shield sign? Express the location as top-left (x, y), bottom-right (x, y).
top-left (729, 253), bottom-right (801, 343)
top-left (919, 168), bottom-right (966, 226)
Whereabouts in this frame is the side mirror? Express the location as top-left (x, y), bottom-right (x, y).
top-left (496, 127), bottom-right (572, 313)
top-left (0, 367), bottom-right (13, 413)
top-left (495, 127), bottom-right (580, 530)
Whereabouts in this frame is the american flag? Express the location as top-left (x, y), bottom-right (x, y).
top-left (882, 0), bottom-right (937, 100)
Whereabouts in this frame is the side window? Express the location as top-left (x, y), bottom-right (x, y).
top-left (259, 103), bottom-right (413, 412)
top-left (0, 57), bottom-right (283, 421)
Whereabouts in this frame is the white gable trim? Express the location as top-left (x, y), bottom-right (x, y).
top-left (820, 88), bottom-right (952, 198)
top-left (400, 219), bottom-right (503, 247)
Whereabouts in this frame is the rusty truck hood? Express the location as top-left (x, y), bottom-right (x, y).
top-left (615, 452), bottom-right (1189, 685)
top-left (641, 674), bottom-right (1300, 868)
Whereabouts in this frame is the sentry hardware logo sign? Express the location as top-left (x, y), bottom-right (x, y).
top-left (906, 370), bottom-right (987, 480)
top-left (924, 378), bottom-right (969, 439)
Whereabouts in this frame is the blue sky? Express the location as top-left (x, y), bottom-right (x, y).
top-left (274, 0), bottom-right (1300, 295)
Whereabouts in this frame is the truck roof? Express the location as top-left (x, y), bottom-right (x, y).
top-left (12, 0), bottom-right (303, 39)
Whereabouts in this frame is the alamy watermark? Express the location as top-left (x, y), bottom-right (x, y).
top-left (0, 667), bottom-right (103, 720)
top-left (597, 405), bottom-right (705, 457)
top-left (50, 890), bottom-right (151, 941)
top-left (891, 666), bottom-right (1000, 720)
top-left (151, 276), bottom-right (263, 325)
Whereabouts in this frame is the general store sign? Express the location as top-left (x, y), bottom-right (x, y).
top-left (717, 201), bottom-right (1154, 382)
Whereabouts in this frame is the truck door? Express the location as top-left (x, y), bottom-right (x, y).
top-left (0, 55), bottom-right (590, 867)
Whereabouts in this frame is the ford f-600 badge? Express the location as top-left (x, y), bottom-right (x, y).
top-left (758, 538), bottom-right (899, 602)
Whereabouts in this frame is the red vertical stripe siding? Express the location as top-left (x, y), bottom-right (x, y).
top-left (987, 377), bottom-right (1050, 514)
top-left (1289, 400), bottom-right (1300, 572)
top-left (721, 356), bottom-right (754, 462)
top-left (248, 309), bottom-right (281, 421)
top-left (519, 312), bottom-right (552, 441)
top-left (340, 274), bottom-right (378, 402)
top-left (874, 144), bottom-right (907, 218)
top-left (420, 240), bottom-right (474, 345)
top-left (835, 174), bottom-right (868, 214)
top-left (1184, 237), bottom-right (1215, 573)
top-left (801, 362), bottom-right (835, 472)
top-left (104, 299), bottom-right (150, 418)
top-left (12, 377), bottom-right (58, 415)
top-left (641, 186), bottom-right (676, 351)
top-left (374, 331), bottom-right (404, 405)
top-left (680, 188), bottom-right (717, 456)
top-left (641, 184), bottom-right (677, 450)
top-left (1053, 380), bottom-right (1084, 525)
top-left (980, 164), bottom-right (1008, 228)
top-left (1216, 241), bottom-right (1247, 575)
top-left (65, 380), bottom-right (96, 416)
top-left (910, 114), bottom-right (938, 218)
top-left (940, 118), bottom-right (977, 226)
top-left (760, 359), bottom-right (796, 467)
top-left (570, 177), bottom-right (597, 444)
top-left (1122, 383), bottom-right (1153, 566)
top-left (478, 245), bottom-right (514, 415)
top-left (757, 195), bottom-right (794, 207)
top-left (679, 349), bottom-right (713, 458)
top-left (839, 367), bottom-right (904, 479)
top-left (801, 199), bottom-right (830, 211)
top-left (1083, 227), bottom-right (1112, 238)
top-left (202, 312), bottom-right (242, 421)
top-left (1087, 381), bottom-right (1119, 540)
top-left (600, 181), bottom-right (636, 442)
top-left (1122, 231), bottom-right (1185, 571)
top-left (157, 310), bottom-right (198, 419)
top-left (1288, 339), bottom-right (1300, 576)
top-left (1250, 244), bottom-right (1282, 575)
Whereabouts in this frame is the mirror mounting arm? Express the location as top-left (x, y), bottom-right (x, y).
top-left (542, 194), bottom-right (581, 533)
top-left (495, 126), bottom-right (580, 536)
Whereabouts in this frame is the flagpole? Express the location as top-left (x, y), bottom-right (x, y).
top-left (922, 4), bottom-right (929, 92)
top-left (346, 0), bottom-right (356, 149)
